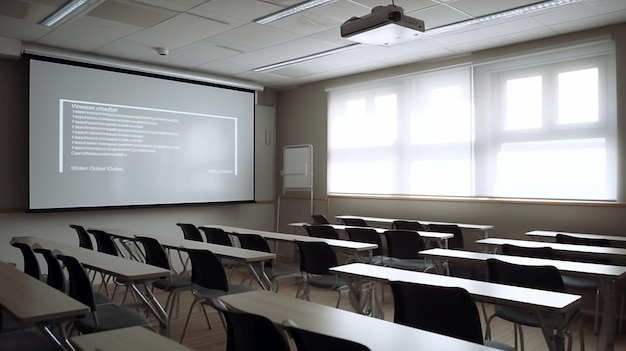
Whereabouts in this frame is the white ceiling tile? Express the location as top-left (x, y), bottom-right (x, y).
top-left (446, 0), bottom-right (539, 17)
top-left (166, 40), bottom-right (240, 67)
top-left (199, 52), bottom-right (280, 75)
top-left (348, 0), bottom-right (434, 12)
top-left (530, 2), bottom-right (599, 26)
top-left (207, 23), bottom-right (300, 52)
top-left (408, 4), bottom-right (472, 30)
top-left (130, 0), bottom-right (208, 12)
top-left (308, 27), bottom-right (356, 46)
top-left (253, 37), bottom-right (341, 60)
top-left (549, 10), bottom-right (626, 33)
top-left (149, 13), bottom-right (231, 41)
top-left (190, 0), bottom-right (283, 22)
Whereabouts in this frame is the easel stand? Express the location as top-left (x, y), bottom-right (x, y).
top-left (276, 144), bottom-right (313, 232)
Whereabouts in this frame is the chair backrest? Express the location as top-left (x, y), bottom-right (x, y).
top-left (33, 248), bottom-right (65, 292)
top-left (340, 218), bottom-right (369, 227)
top-left (295, 241), bottom-right (338, 275)
top-left (233, 233), bottom-right (273, 267)
top-left (134, 236), bottom-right (171, 270)
top-left (389, 281), bottom-right (484, 345)
top-left (384, 230), bottom-right (426, 259)
top-left (501, 243), bottom-right (556, 259)
top-left (391, 220), bottom-right (425, 230)
top-left (199, 227), bottom-right (233, 246)
top-left (283, 320), bottom-right (371, 351)
top-left (556, 233), bottom-right (610, 247)
top-left (211, 298), bottom-right (290, 351)
top-left (185, 248), bottom-right (229, 292)
top-left (311, 214), bottom-right (330, 224)
top-left (56, 255), bottom-right (96, 311)
top-left (69, 224), bottom-right (94, 250)
top-left (304, 225), bottom-right (340, 240)
top-left (87, 229), bottom-right (118, 256)
top-left (176, 223), bottom-right (204, 242)
top-left (345, 227), bottom-right (383, 256)
top-left (10, 242), bottom-right (40, 279)
top-left (486, 258), bottom-right (565, 292)
top-left (427, 224), bottom-right (464, 250)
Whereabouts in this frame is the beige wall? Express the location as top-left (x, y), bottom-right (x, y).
top-left (274, 22), bottom-right (626, 239)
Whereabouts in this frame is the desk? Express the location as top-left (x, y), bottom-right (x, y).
top-left (10, 236), bottom-right (171, 336)
top-left (335, 215), bottom-right (493, 237)
top-left (100, 228), bottom-right (276, 291)
top-left (220, 290), bottom-right (501, 351)
top-left (0, 260), bottom-right (89, 350)
top-left (330, 263), bottom-right (581, 351)
top-left (70, 326), bottom-right (192, 351)
top-left (420, 248), bottom-right (626, 351)
top-left (527, 230), bottom-right (626, 247)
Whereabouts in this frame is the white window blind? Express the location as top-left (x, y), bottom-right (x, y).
top-left (328, 39), bottom-right (616, 201)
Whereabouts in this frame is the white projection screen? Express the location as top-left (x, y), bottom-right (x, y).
top-left (28, 57), bottom-right (255, 210)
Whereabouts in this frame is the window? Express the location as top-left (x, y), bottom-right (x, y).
top-left (328, 39), bottom-right (616, 201)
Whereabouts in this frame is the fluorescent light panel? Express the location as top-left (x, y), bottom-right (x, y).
top-left (255, 0), bottom-right (337, 25)
top-left (40, 0), bottom-right (93, 27)
top-left (253, 44), bottom-right (361, 72)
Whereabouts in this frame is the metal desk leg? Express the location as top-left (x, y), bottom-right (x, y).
top-left (246, 262), bottom-right (272, 291)
top-left (129, 282), bottom-right (169, 336)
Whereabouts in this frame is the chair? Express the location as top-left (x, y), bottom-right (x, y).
top-left (33, 248), bottom-right (66, 292)
top-left (389, 281), bottom-right (514, 351)
top-left (304, 224), bottom-right (340, 240)
top-left (180, 248), bottom-right (256, 343)
top-left (345, 227), bottom-right (391, 265)
top-left (485, 258), bottom-right (582, 351)
top-left (391, 220), bottom-right (425, 230)
top-left (501, 243), bottom-right (556, 259)
top-left (211, 298), bottom-right (291, 351)
top-left (0, 312), bottom-right (57, 351)
top-left (556, 233), bottom-right (610, 334)
top-left (294, 241), bottom-right (348, 308)
top-left (133, 236), bottom-right (195, 331)
top-left (199, 226), bottom-right (233, 246)
top-left (383, 230), bottom-right (433, 272)
top-left (176, 222), bottom-right (204, 242)
top-left (87, 229), bottom-right (122, 297)
top-left (56, 254), bottom-right (152, 334)
top-left (232, 232), bottom-right (300, 291)
top-left (283, 320), bottom-right (371, 351)
top-left (311, 214), bottom-right (330, 224)
top-left (427, 223), bottom-right (464, 249)
top-left (10, 242), bottom-right (40, 280)
top-left (69, 224), bottom-right (94, 250)
top-left (340, 218), bottom-right (369, 227)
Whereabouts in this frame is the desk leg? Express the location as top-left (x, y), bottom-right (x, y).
top-left (246, 262), bottom-right (272, 291)
top-left (430, 258), bottom-right (448, 275)
top-left (343, 276), bottom-right (384, 319)
top-left (129, 282), bottom-right (169, 336)
top-left (598, 279), bottom-right (618, 351)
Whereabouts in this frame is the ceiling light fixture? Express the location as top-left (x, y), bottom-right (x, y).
top-left (253, 43), bottom-right (361, 72)
top-left (255, 0), bottom-right (338, 25)
top-left (39, 0), bottom-right (102, 27)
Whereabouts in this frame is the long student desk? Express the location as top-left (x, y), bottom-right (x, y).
top-left (0, 260), bottom-right (89, 350)
top-left (419, 248), bottom-right (626, 351)
top-left (70, 326), bottom-right (192, 351)
top-left (10, 236), bottom-right (171, 336)
top-left (527, 230), bottom-right (626, 247)
top-left (330, 262), bottom-right (582, 351)
top-left (99, 228), bottom-right (276, 290)
top-left (220, 290), bottom-right (502, 351)
top-left (287, 222), bottom-right (454, 248)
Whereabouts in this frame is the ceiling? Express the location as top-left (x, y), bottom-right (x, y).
top-left (1, 0), bottom-right (625, 89)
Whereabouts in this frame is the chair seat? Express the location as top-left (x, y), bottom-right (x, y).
top-left (152, 274), bottom-right (194, 291)
top-left (94, 292), bottom-right (112, 305)
top-left (73, 305), bottom-right (151, 333)
top-left (561, 275), bottom-right (598, 290)
top-left (484, 339), bottom-right (517, 351)
top-left (267, 265), bottom-right (301, 280)
top-left (0, 330), bottom-right (58, 351)
top-left (369, 255), bottom-right (393, 265)
top-left (389, 258), bottom-right (433, 271)
top-left (494, 305), bottom-right (541, 328)
top-left (196, 284), bottom-right (257, 301)
top-left (308, 275), bottom-right (347, 290)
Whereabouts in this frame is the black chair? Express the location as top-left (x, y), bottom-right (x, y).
top-left (232, 232), bottom-right (300, 291)
top-left (501, 243), bottom-right (556, 259)
top-left (176, 222), bottom-right (204, 242)
top-left (211, 298), bottom-right (291, 351)
top-left (311, 214), bottom-right (330, 224)
top-left (391, 220), bottom-right (425, 230)
top-left (304, 225), bottom-right (340, 240)
top-left (69, 224), bottom-right (94, 250)
top-left (294, 241), bottom-right (348, 307)
top-left (0, 312), bottom-right (57, 351)
top-left (485, 258), bottom-right (582, 351)
top-left (10, 242), bottom-right (40, 280)
top-left (283, 320), bottom-right (371, 351)
top-left (134, 236), bottom-right (195, 332)
top-left (427, 223), bottom-right (464, 249)
top-left (383, 230), bottom-right (433, 272)
top-left (180, 248), bottom-right (256, 343)
top-left (389, 281), bottom-right (514, 351)
top-left (199, 226), bottom-right (233, 246)
top-left (345, 227), bottom-right (391, 265)
top-left (87, 229), bottom-right (122, 297)
top-left (33, 248), bottom-right (65, 292)
top-left (340, 218), bottom-right (369, 227)
top-left (56, 254), bottom-right (152, 334)
top-left (556, 233), bottom-right (610, 334)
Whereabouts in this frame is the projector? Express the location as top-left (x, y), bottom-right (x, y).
top-left (340, 5), bottom-right (425, 46)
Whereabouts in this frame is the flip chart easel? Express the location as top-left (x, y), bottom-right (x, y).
top-left (276, 144), bottom-right (313, 231)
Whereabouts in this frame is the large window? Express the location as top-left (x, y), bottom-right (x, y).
top-left (328, 39), bottom-right (616, 201)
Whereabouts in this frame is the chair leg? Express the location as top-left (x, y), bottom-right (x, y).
top-left (594, 288), bottom-right (600, 334)
top-left (180, 298), bottom-right (201, 343)
top-left (517, 324), bottom-right (525, 351)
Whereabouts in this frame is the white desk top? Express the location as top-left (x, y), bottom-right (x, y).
top-left (476, 237), bottom-right (626, 261)
top-left (205, 224), bottom-right (377, 252)
top-left (70, 326), bottom-right (192, 351)
top-left (420, 248), bottom-right (626, 280)
top-left (287, 222), bottom-right (454, 241)
top-left (527, 230), bottom-right (626, 243)
top-left (101, 228), bottom-right (275, 263)
top-left (11, 236), bottom-right (169, 282)
top-left (220, 290), bottom-right (500, 351)
top-left (0, 260), bottom-right (89, 324)
top-left (330, 263), bottom-right (581, 313)
top-left (335, 215), bottom-right (494, 231)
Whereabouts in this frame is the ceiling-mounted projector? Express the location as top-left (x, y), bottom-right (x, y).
top-left (340, 4), bottom-right (425, 46)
